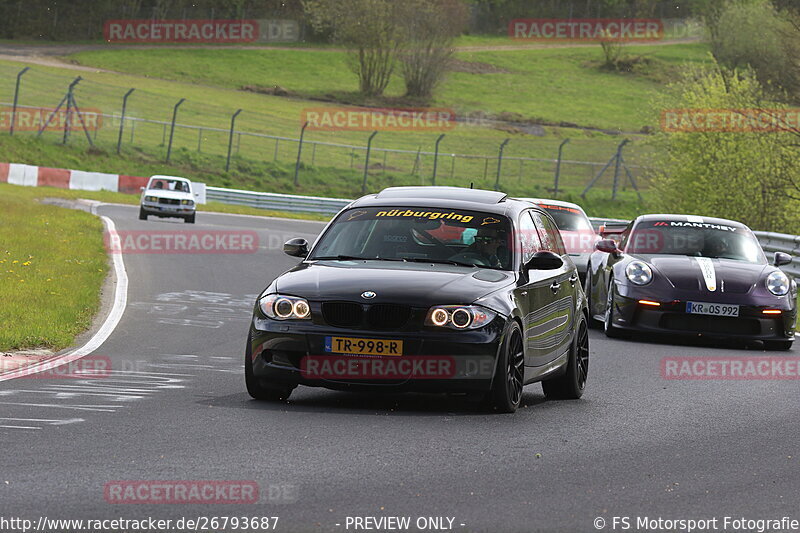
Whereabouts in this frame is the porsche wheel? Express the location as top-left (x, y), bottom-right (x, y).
top-left (584, 266), bottom-right (601, 329)
top-left (764, 340), bottom-right (793, 351)
top-left (138, 208), bottom-right (147, 221)
top-left (604, 281), bottom-right (626, 339)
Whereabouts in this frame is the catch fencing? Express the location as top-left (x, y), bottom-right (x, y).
top-left (0, 64), bottom-right (651, 198)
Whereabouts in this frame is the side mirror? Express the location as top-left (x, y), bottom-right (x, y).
top-left (140, 186), bottom-right (146, 192)
top-left (525, 250), bottom-right (564, 271)
top-left (774, 251), bottom-right (793, 267)
top-left (284, 238), bottom-right (309, 258)
top-left (596, 239), bottom-right (620, 255)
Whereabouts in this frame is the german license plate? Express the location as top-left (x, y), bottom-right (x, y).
top-left (685, 301), bottom-right (739, 317)
top-left (325, 336), bottom-right (403, 356)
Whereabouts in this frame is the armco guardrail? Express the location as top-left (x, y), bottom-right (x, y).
top-left (753, 231), bottom-right (800, 280)
top-left (206, 186), bottom-right (351, 215)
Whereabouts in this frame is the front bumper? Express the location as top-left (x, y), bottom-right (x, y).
top-left (248, 316), bottom-right (506, 393)
top-left (609, 285), bottom-right (796, 341)
top-left (141, 201), bottom-right (195, 216)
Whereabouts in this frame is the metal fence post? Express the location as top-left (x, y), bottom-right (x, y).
top-left (361, 131), bottom-right (378, 195)
top-left (116, 88), bottom-right (135, 154)
top-left (432, 133), bottom-right (446, 185)
top-left (9, 67), bottom-right (29, 136)
top-left (294, 121), bottom-right (309, 186)
top-left (63, 77), bottom-right (82, 145)
top-left (611, 139), bottom-right (629, 200)
top-left (554, 138), bottom-right (570, 196)
top-left (166, 98), bottom-right (185, 162)
top-left (495, 139), bottom-right (510, 191)
top-left (226, 108), bottom-right (242, 172)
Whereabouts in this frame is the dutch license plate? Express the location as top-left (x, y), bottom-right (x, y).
top-left (325, 336), bottom-right (403, 356)
top-left (685, 301), bottom-right (739, 317)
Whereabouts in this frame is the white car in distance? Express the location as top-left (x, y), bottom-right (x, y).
top-left (139, 175), bottom-right (197, 224)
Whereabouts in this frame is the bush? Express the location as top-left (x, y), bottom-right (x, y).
top-left (708, 0), bottom-right (800, 100)
top-left (649, 63), bottom-right (800, 233)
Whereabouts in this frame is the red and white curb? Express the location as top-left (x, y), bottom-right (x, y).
top-left (0, 162), bottom-right (149, 194)
top-left (0, 204), bottom-right (129, 381)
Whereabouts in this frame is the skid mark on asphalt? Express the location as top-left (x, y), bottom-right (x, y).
top-left (129, 290), bottom-right (258, 329)
top-left (0, 354), bottom-right (244, 431)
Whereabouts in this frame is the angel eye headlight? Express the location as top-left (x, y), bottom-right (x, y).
top-left (625, 261), bottom-right (653, 285)
top-left (425, 305), bottom-right (497, 330)
top-left (259, 294), bottom-right (311, 320)
top-left (766, 271), bottom-right (790, 296)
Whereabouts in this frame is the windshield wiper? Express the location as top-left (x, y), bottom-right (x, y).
top-left (404, 257), bottom-right (486, 268)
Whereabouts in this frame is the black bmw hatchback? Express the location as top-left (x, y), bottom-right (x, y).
top-left (245, 186), bottom-right (589, 412)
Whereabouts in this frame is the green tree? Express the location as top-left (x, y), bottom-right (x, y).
top-left (649, 63), bottom-right (800, 232)
top-left (397, 0), bottom-right (469, 100)
top-left (304, 0), bottom-right (403, 97)
top-left (709, 0), bottom-right (799, 99)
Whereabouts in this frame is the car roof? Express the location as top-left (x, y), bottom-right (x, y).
top-left (349, 186), bottom-right (535, 218)
top-left (633, 214), bottom-right (750, 230)
top-left (518, 197), bottom-right (588, 215)
top-left (150, 175), bottom-right (190, 183)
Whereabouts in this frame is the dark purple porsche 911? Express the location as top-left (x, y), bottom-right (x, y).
top-left (586, 214), bottom-right (797, 350)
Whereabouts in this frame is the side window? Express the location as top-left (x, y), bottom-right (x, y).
top-left (532, 211), bottom-right (567, 256)
top-left (518, 211), bottom-right (542, 264)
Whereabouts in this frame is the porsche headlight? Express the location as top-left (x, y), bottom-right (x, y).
top-left (181, 199), bottom-right (194, 206)
top-left (766, 271), bottom-right (790, 296)
top-left (625, 261), bottom-right (653, 285)
top-left (259, 294), bottom-right (311, 320)
top-left (145, 196), bottom-right (158, 202)
top-left (425, 305), bottom-right (497, 330)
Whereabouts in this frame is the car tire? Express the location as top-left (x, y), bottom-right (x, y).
top-left (186, 214), bottom-right (196, 224)
top-left (764, 340), bottom-right (793, 351)
top-left (542, 315), bottom-right (589, 400)
top-left (603, 281), bottom-right (626, 339)
top-left (138, 208), bottom-right (147, 221)
top-left (245, 335), bottom-right (294, 401)
top-left (585, 266), bottom-right (601, 329)
top-left (487, 321), bottom-right (525, 413)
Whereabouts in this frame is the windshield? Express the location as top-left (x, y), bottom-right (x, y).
top-left (310, 207), bottom-right (514, 270)
top-left (149, 178), bottom-right (190, 193)
top-left (538, 204), bottom-right (593, 232)
top-left (624, 220), bottom-right (766, 263)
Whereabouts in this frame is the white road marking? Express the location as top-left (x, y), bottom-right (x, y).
top-left (0, 417), bottom-right (84, 425)
top-left (0, 214), bottom-right (128, 382)
top-left (0, 402), bottom-right (119, 412)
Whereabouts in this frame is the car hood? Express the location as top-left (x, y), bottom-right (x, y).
top-left (144, 189), bottom-right (193, 201)
top-left (275, 261), bottom-right (515, 306)
top-left (637, 255), bottom-right (769, 294)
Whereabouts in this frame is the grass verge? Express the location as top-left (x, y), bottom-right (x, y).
top-left (0, 183), bottom-right (107, 351)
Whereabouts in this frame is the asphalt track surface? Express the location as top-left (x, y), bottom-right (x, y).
top-left (1, 204), bottom-right (798, 533)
